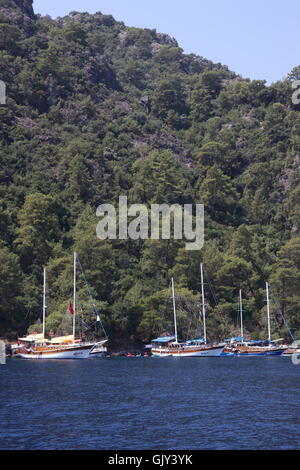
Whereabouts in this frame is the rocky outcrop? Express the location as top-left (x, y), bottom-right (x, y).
top-left (14, 0), bottom-right (34, 18)
top-left (0, 0), bottom-right (35, 35)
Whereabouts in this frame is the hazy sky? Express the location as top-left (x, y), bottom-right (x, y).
top-left (33, 0), bottom-right (299, 84)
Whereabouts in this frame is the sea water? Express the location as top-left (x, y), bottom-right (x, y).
top-left (0, 357), bottom-right (299, 450)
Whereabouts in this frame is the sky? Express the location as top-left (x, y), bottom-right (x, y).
top-left (33, 0), bottom-right (299, 84)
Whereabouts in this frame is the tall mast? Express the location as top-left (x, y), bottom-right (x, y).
top-left (42, 267), bottom-right (46, 339)
top-left (266, 282), bottom-right (271, 343)
top-left (171, 277), bottom-right (178, 343)
top-left (239, 289), bottom-right (243, 342)
top-left (73, 252), bottom-right (77, 343)
top-left (200, 263), bottom-right (207, 344)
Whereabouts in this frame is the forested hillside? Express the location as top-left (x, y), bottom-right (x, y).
top-left (0, 0), bottom-right (300, 346)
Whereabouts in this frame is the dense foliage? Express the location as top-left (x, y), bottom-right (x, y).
top-left (0, 0), bottom-right (299, 347)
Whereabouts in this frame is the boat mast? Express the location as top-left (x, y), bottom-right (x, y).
top-left (42, 267), bottom-right (46, 339)
top-left (171, 277), bottom-right (178, 343)
top-left (73, 252), bottom-right (77, 343)
top-left (266, 282), bottom-right (271, 344)
top-left (200, 263), bottom-right (207, 345)
top-left (239, 289), bottom-right (243, 342)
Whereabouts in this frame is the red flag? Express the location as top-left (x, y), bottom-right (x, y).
top-left (68, 302), bottom-right (74, 315)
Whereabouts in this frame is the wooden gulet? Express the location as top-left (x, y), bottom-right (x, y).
top-left (17, 253), bottom-right (102, 359)
top-left (223, 284), bottom-right (286, 356)
top-left (151, 267), bottom-right (225, 357)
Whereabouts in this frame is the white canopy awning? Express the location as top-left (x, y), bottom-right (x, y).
top-left (19, 334), bottom-right (45, 342)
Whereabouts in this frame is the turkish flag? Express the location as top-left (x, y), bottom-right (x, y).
top-left (68, 302), bottom-right (74, 315)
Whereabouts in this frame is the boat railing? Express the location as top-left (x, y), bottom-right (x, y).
top-left (19, 341), bottom-right (95, 352)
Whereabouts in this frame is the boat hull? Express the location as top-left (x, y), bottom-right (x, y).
top-left (89, 339), bottom-right (108, 358)
top-left (18, 344), bottom-right (94, 359)
top-left (152, 345), bottom-right (225, 357)
top-left (89, 352), bottom-right (106, 358)
top-left (236, 349), bottom-right (284, 357)
top-left (223, 347), bottom-right (285, 357)
top-left (282, 348), bottom-right (300, 356)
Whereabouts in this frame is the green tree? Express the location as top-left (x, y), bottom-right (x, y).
top-left (0, 246), bottom-right (24, 335)
top-left (270, 237), bottom-right (300, 335)
top-left (285, 184), bottom-right (300, 234)
top-left (0, 24), bottom-right (23, 53)
top-left (190, 84), bottom-right (212, 122)
top-left (15, 193), bottom-right (60, 273)
top-left (152, 76), bottom-right (188, 119)
top-left (198, 165), bottom-right (239, 224)
top-left (62, 22), bottom-right (87, 45)
top-left (201, 69), bottom-right (224, 97)
top-left (130, 149), bottom-right (192, 204)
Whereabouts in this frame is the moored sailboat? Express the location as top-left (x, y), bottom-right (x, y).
top-left (17, 253), bottom-right (102, 359)
top-left (223, 284), bottom-right (286, 357)
top-left (151, 266), bottom-right (225, 357)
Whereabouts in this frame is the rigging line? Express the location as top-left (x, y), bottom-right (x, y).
top-left (203, 266), bottom-right (218, 307)
top-left (269, 285), bottom-right (295, 342)
top-left (76, 254), bottom-right (107, 338)
top-left (204, 267), bottom-right (217, 304)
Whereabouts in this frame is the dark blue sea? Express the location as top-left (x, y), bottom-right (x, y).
top-left (0, 357), bottom-right (299, 450)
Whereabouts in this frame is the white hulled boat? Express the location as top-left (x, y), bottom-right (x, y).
top-left (17, 253), bottom-right (101, 359)
top-left (89, 337), bottom-right (108, 357)
top-left (17, 339), bottom-right (96, 359)
top-left (223, 285), bottom-right (286, 356)
top-left (151, 266), bottom-right (225, 357)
